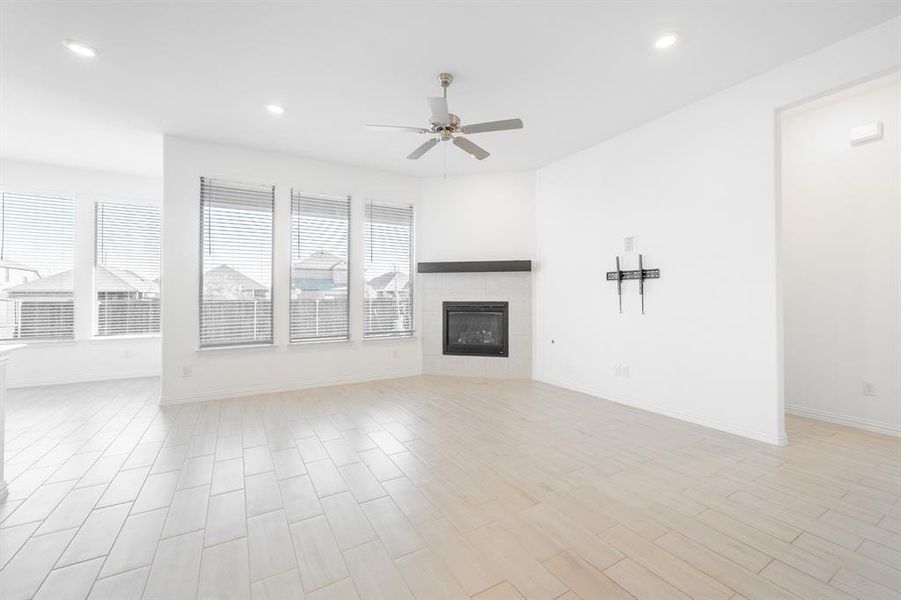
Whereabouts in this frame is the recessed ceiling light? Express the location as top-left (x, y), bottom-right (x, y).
top-left (266, 104), bottom-right (285, 115)
top-left (654, 33), bottom-right (679, 50)
top-left (63, 39), bottom-right (97, 58)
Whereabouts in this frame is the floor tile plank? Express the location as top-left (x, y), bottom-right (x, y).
top-left (289, 515), bottom-right (348, 592)
top-left (198, 537), bottom-right (251, 600)
top-left (247, 509), bottom-right (296, 582)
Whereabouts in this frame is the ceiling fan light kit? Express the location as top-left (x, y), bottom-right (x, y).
top-left (365, 72), bottom-right (524, 163)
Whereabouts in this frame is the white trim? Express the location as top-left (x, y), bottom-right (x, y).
top-left (287, 338), bottom-right (353, 348)
top-left (89, 334), bottom-right (161, 343)
top-left (159, 367), bottom-right (421, 405)
top-left (361, 334), bottom-right (417, 342)
top-left (8, 369), bottom-right (160, 389)
top-left (0, 339), bottom-right (78, 347)
top-left (195, 343), bottom-right (276, 354)
top-left (786, 404), bottom-right (901, 437)
top-left (534, 376), bottom-right (788, 446)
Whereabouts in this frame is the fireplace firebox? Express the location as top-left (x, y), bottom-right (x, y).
top-left (442, 301), bottom-right (509, 357)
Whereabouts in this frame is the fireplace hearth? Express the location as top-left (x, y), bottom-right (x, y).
top-left (443, 301), bottom-right (509, 357)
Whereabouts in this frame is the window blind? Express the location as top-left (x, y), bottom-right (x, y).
top-left (290, 191), bottom-right (350, 343)
top-left (200, 178), bottom-right (274, 347)
top-left (0, 192), bottom-right (76, 340)
top-left (364, 201), bottom-right (414, 338)
top-left (95, 202), bottom-right (161, 336)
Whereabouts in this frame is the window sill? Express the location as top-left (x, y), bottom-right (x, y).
top-left (90, 334), bottom-right (161, 343)
top-left (288, 338), bottom-right (353, 348)
top-left (195, 342), bottom-right (276, 354)
top-left (0, 338), bottom-right (77, 347)
top-left (362, 333), bottom-right (418, 342)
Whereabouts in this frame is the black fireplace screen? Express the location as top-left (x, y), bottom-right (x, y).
top-left (443, 301), bottom-right (508, 357)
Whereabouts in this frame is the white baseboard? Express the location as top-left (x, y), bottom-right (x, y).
top-left (159, 368), bottom-right (422, 405)
top-left (534, 376), bottom-right (788, 446)
top-left (786, 404), bottom-right (900, 437)
top-left (8, 370), bottom-right (161, 389)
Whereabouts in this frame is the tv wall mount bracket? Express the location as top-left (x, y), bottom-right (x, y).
top-left (606, 254), bottom-right (660, 314)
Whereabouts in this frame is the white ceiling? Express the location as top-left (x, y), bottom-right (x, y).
top-left (2, 1), bottom-right (898, 178)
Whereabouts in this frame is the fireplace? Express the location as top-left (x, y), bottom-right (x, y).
top-left (443, 301), bottom-right (509, 357)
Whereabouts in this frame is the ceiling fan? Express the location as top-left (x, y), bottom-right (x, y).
top-left (365, 73), bottom-right (523, 161)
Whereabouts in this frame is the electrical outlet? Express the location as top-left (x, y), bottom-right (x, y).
top-left (862, 381), bottom-right (877, 397)
top-left (622, 366), bottom-right (630, 378)
top-left (624, 236), bottom-right (636, 253)
top-left (614, 366), bottom-right (622, 377)
top-left (182, 366), bottom-right (192, 378)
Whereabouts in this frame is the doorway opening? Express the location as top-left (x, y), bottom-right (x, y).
top-left (778, 72), bottom-right (900, 438)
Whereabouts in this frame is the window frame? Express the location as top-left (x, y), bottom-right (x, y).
top-left (93, 200), bottom-right (162, 339)
top-left (198, 177), bottom-right (276, 349)
top-left (0, 190), bottom-right (77, 342)
top-left (289, 190), bottom-right (352, 345)
top-left (362, 200), bottom-right (416, 340)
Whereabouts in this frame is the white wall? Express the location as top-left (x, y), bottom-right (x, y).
top-left (418, 172), bottom-right (535, 262)
top-left (161, 136), bottom-right (421, 404)
top-left (782, 75), bottom-right (900, 435)
top-left (0, 159), bottom-right (162, 387)
top-left (533, 18), bottom-right (901, 445)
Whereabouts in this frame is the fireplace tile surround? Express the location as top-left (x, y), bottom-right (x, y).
top-left (421, 271), bottom-right (531, 379)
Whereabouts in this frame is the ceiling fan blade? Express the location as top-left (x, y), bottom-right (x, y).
top-left (460, 118), bottom-right (524, 134)
top-left (427, 96), bottom-right (449, 124)
top-left (365, 124), bottom-right (428, 133)
top-left (453, 136), bottom-right (490, 160)
top-left (406, 138), bottom-right (439, 160)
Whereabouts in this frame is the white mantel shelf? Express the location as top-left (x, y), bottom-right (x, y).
top-left (0, 344), bottom-right (26, 501)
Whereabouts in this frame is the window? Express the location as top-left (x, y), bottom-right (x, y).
top-left (364, 201), bottom-right (414, 338)
top-left (290, 191), bottom-right (350, 342)
top-left (95, 202), bottom-right (161, 336)
top-left (200, 178), bottom-right (274, 347)
top-left (0, 192), bottom-right (76, 340)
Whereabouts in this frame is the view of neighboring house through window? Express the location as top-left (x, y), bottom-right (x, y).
top-left (200, 177), bottom-right (274, 347)
top-left (290, 191), bottom-right (350, 342)
top-left (95, 202), bottom-right (161, 336)
top-left (364, 201), bottom-right (414, 338)
top-left (0, 192), bottom-right (76, 340)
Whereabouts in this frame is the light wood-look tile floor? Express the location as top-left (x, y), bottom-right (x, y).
top-left (1, 376), bottom-right (899, 600)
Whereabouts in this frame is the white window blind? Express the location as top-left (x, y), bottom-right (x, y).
top-left (95, 202), bottom-right (161, 337)
top-left (290, 191), bottom-right (350, 343)
top-left (0, 192), bottom-right (76, 340)
top-left (200, 178), bottom-right (274, 347)
top-left (364, 201), bottom-right (414, 338)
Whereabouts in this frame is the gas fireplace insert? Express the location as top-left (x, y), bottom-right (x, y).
top-left (442, 301), bottom-right (509, 357)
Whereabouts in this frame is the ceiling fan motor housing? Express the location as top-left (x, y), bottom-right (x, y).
top-left (435, 114), bottom-right (461, 138)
